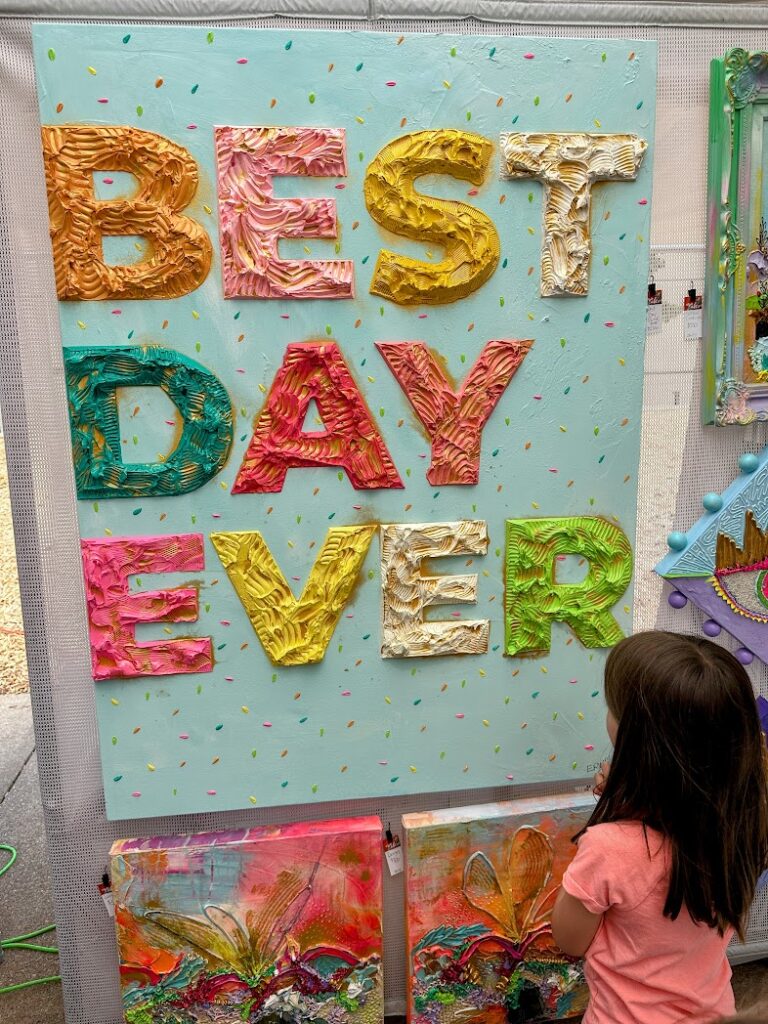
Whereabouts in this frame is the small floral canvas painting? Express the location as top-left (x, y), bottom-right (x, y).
top-left (403, 792), bottom-right (593, 1024)
top-left (110, 816), bottom-right (384, 1023)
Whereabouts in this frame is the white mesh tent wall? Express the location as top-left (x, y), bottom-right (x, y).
top-left (2, 3), bottom-right (768, 1021)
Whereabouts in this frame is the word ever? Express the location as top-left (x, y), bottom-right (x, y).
top-left (82, 516), bottom-right (632, 677)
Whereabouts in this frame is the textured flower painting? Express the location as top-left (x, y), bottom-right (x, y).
top-left (110, 817), bottom-right (383, 1023)
top-left (403, 793), bottom-right (593, 1023)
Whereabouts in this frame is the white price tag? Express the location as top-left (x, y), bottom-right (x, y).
top-left (684, 293), bottom-right (703, 341)
top-left (98, 881), bottom-right (115, 918)
top-left (646, 290), bottom-right (662, 334)
top-left (383, 834), bottom-right (403, 876)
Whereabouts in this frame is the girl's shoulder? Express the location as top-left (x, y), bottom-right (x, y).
top-left (578, 819), bottom-right (667, 862)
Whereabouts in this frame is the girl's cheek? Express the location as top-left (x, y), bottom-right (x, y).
top-left (606, 710), bottom-right (618, 746)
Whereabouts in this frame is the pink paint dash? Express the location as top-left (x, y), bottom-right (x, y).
top-left (584, 744), bottom-right (594, 750)
top-left (111, 308), bottom-right (121, 315)
top-left (378, 760), bottom-right (388, 765)
top-left (467, 188), bottom-right (479, 196)
top-left (455, 713), bottom-right (465, 719)
top-left (220, 620), bottom-right (230, 626)
top-left (237, 57), bottom-right (248, 64)
top-left (164, 420), bottom-right (176, 426)
top-left (97, 98), bottom-right (109, 104)
top-left (638, 198), bottom-right (648, 205)
top-left (102, 177), bottom-right (114, 184)
top-left (131, 791), bottom-right (141, 798)
top-left (549, 467), bottom-right (558, 473)
top-left (385, 80), bottom-right (396, 87)
top-left (186, 124), bottom-right (198, 130)
top-left (179, 733), bottom-right (189, 740)
top-left (569, 678), bottom-right (578, 684)
top-left (506, 773), bottom-right (515, 780)
top-left (263, 721), bottom-right (273, 728)
top-left (291, 576), bottom-right (301, 581)
top-left (352, 504), bottom-right (362, 510)
top-left (418, 313), bottom-right (428, 319)
top-left (225, 676), bottom-right (234, 681)
top-left (524, 52), bottom-right (535, 59)
top-left (342, 690), bottom-right (351, 696)
top-left (280, 314), bottom-right (290, 319)
top-left (236, 368), bottom-right (245, 374)
top-left (334, 183), bottom-right (346, 189)
top-left (533, 394), bottom-right (543, 400)
top-left (451, 611), bottom-right (462, 618)
top-left (207, 789), bottom-right (217, 795)
top-left (604, 321), bottom-right (615, 328)
top-left (211, 513), bottom-right (221, 519)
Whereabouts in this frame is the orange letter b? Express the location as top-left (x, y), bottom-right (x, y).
top-left (41, 125), bottom-right (212, 300)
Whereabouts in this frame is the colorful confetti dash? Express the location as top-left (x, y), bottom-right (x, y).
top-left (237, 57), bottom-right (248, 64)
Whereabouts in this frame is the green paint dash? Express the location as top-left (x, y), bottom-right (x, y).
top-left (47, 48), bottom-right (56, 61)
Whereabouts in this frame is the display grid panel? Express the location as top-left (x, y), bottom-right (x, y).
top-left (2, 12), bottom-right (768, 1022)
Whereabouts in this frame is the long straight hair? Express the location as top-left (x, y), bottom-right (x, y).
top-left (577, 631), bottom-right (768, 938)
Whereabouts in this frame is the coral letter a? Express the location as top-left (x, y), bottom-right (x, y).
top-left (233, 341), bottom-right (403, 493)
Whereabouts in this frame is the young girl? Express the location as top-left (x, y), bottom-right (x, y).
top-left (551, 631), bottom-right (768, 1023)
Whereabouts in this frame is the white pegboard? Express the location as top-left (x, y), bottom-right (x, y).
top-left (3, 10), bottom-right (768, 1022)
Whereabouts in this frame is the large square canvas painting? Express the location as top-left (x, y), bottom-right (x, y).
top-left (403, 792), bottom-right (593, 1023)
top-left (110, 816), bottom-right (383, 1023)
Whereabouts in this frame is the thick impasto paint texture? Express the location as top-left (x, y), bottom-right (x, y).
top-left (110, 816), bottom-right (384, 1023)
top-left (403, 793), bottom-right (593, 1024)
top-left (656, 446), bottom-right (768, 663)
top-left (32, 25), bottom-right (656, 819)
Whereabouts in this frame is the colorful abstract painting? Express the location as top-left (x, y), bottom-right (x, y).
top-left (656, 447), bottom-right (768, 663)
top-left (110, 816), bottom-right (383, 1023)
top-left (32, 25), bottom-right (655, 819)
top-left (403, 792), bottom-right (593, 1024)
top-left (704, 50), bottom-right (768, 424)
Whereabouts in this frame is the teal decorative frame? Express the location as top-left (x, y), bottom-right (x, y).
top-left (705, 50), bottom-right (768, 425)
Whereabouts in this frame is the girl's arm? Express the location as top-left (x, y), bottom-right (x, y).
top-left (551, 886), bottom-right (603, 957)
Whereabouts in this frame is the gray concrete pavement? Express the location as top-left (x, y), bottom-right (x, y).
top-left (0, 693), bottom-right (64, 1023)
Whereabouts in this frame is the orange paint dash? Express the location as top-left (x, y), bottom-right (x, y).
top-left (527, 266), bottom-right (534, 276)
top-left (281, 749), bottom-right (288, 757)
top-left (525, 441), bottom-right (532, 450)
top-left (313, 487), bottom-right (320, 495)
top-left (397, 418), bottom-right (404, 427)
top-left (212, 756), bottom-right (220, 764)
top-left (397, 36), bottom-right (405, 44)
top-left (56, 102), bottom-right (64, 113)
top-left (267, 506), bottom-right (273, 514)
top-left (162, 319), bottom-right (169, 329)
top-left (582, 375), bottom-right (590, 383)
top-left (133, 727), bottom-right (141, 734)
top-left (624, 474), bottom-right (631, 483)
top-left (400, 117), bottom-right (407, 128)
top-left (497, 484), bottom-right (503, 493)
top-left (565, 92), bottom-right (573, 102)
top-left (467, 322), bottom-right (475, 331)
top-left (499, 194), bottom-right (506, 204)
top-left (355, 659), bottom-right (362, 666)
top-left (159, 512), bottom-right (167, 521)
top-left (352, 220), bottom-right (359, 230)
top-left (405, 503), bottom-right (412, 511)
top-left (496, 96), bottom-right (504, 106)
top-left (328, 63), bottom-right (334, 72)
top-left (341, 764), bottom-right (348, 772)
top-left (294, 692), bottom-right (301, 699)
top-left (347, 720), bottom-right (355, 728)
top-left (179, 760), bottom-right (186, 767)
top-left (619, 284), bottom-right (626, 294)
top-left (155, 78), bottom-right (164, 88)
top-left (620, 417), bottom-right (629, 426)
top-left (567, 480), bottom-right (574, 487)
top-left (604, 210), bottom-right (611, 221)
top-left (354, 318), bottom-right (362, 328)
top-left (240, 643), bottom-right (249, 650)
top-left (270, 98), bottom-right (277, 108)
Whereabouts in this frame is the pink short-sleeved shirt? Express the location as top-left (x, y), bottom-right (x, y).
top-left (562, 821), bottom-right (734, 1024)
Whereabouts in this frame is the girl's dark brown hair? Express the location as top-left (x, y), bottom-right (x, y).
top-left (577, 630), bottom-right (768, 939)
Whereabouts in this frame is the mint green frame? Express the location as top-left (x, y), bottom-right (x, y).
top-left (705, 50), bottom-right (768, 425)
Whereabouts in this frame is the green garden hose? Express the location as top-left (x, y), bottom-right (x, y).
top-left (0, 844), bottom-right (61, 996)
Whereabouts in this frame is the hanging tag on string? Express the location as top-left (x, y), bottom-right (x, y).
top-left (98, 872), bottom-right (115, 918)
top-left (646, 278), bottom-right (662, 334)
top-left (383, 825), bottom-right (403, 876)
top-left (684, 284), bottom-right (703, 341)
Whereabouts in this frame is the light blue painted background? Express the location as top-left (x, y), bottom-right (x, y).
top-left (32, 24), bottom-right (656, 820)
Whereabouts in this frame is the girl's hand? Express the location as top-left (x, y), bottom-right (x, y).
top-left (593, 761), bottom-right (611, 796)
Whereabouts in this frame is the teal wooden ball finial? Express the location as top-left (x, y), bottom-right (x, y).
top-left (667, 532), bottom-right (687, 551)
top-left (702, 492), bottom-right (723, 513)
top-left (739, 453), bottom-right (760, 474)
